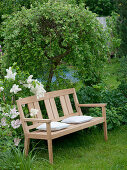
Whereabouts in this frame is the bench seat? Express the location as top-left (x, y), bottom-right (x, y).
top-left (28, 117), bottom-right (104, 140)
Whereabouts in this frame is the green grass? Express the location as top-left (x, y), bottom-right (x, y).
top-left (0, 148), bottom-right (36, 170)
top-left (33, 59), bottom-right (124, 169)
top-left (74, 58), bottom-right (121, 91)
top-left (33, 125), bottom-right (127, 170)
top-left (102, 58), bottom-right (121, 89)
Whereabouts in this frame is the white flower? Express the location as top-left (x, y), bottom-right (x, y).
top-left (19, 80), bottom-right (24, 85)
top-left (27, 75), bottom-right (33, 84)
top-left (1, 117), bottom-right (7, 126)
top-left (2, 112), bottom-right (9, 117)
top-left (23, 83), bottom-right (32, 89)
top-left (10, 84), bottom-right (22, 94)
top-left (14, 138), bottom-right (21, 146)
top-left (11, 119), bottom-right (21, 129)
top-left (10, 107), bottom-right (19, 119)
top-left (30, 81), bottom-right (46, 99)
top-left (4, 67), bottom-right (17, 80)
top-left (30, 108), bottom-right (39, 117)
top-left (0, 87), bottom-right (4, 92)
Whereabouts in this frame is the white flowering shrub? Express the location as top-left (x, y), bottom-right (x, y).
top-left (0, 63), bottom-right (46, 150)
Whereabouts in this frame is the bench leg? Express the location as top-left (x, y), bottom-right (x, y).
top-left (103, 121), bottom-right (108, 141)
top-left (47, 139), bottom-right (53, 164)
top-left (24, 137), bottom-right (30, 156)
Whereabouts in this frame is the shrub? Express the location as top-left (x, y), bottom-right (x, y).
top-left (89, 107), bottom-right (123, 130)
top-left (116, 0), bottom-right (127, 56)
top-left (117, 57), bottom-right (127, 83)
top-left (84, 0), bottom-right (115, 16)
top-left (77, 82), bottom-right (127, 130)
top-left (101, 88), bottom-right (127, 108)
top-left (2, 0), bottom-right (109, 91)
top-left (0, 63), bottom-right (46, 151)
top-left (106, 12), bottom-right (121, 57)
top-left (117, 104), bottom-right (127, 124)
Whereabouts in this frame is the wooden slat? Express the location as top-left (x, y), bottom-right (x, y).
top-left (44, 99), bottom-right (54, 120)
top-left (38, 88), bottom-right (75, 101)
top-left (16, 100), bottom-right (29, 133)
top-left (27, 132), bottom-right (48, 140)
top-left (60, 96), bottom-right (69, 116)
top-left (34, 101), bottom-right (43, 119)
top-left (16, 88), bottom-right (75, 104)
top-left (49, 98), bottom-right (59, 119)
top-left (73, 89), bottom-right (82, 115)
top-left (54, 112), bottom-right (80, 122)
top-left (16, 96), bottom-right (37, 105)
top-left (102, 106), bottom-right (108, 141)
top-left (27, 117), bottom-right (104, 140)
top-left (28, 103), bottom-right (34, 112)
top-left (78, 103), bottom-right (107, 107)
top-left (24, 118), bottom-right (51, 123)
top-left (28, 103), bottom-right (37, 125)
top-left (28, 123), bottom-right (42, 130)
top-left (51, 117), bottom-right (104, 139)
top-left (64, 95), bottom-right (73, 114)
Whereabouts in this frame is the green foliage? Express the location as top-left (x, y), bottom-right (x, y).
top-left (0, 148), bottom-right (35, 170)
top-left (84, 0), bottom-right (115, 16)
top-left (118, 81), bottom-right (127, 98)
top-left (101, 88), bottom-right (127, 107)
top-left (117, 57), bottom-right (127, 82)
top-left (65, 0), bottom-right (116, 16)
top-left (89, 107), bottom-right (123, 130)
top-left (77, 85), bottom-right (102, 104)
top-left (0, 0), bottom-right (47, 23)
top-left (116, 0), bottom-right (127, 56)
top-left (77, 82), bottom-right (127, 130)
top-left (106, 12), bottom-right (121, 56)
top-left (0, 0), bottom-right (48, 43)
top-left (102, 58), bottom-right (120, 89)
top-left (0, 64), bottom-right (45, 151)
top-left (117, 104), bottom-right (127, 123)
top-left (2, 0), bottom-right (109, 91)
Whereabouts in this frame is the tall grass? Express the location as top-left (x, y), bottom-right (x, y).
top-left (0, 148), bottom-right (35, 170)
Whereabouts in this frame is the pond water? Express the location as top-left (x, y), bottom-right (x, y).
top-left (52, 70), bottom-right (79, 83)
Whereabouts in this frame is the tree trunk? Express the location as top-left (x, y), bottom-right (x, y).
top-left (46, 64), bottom-right (55, 92)
top-left (45, 48), bottom-right (70, 91)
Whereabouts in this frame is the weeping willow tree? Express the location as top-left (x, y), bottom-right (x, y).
top-left (2, 1), bottom-right (109, 91)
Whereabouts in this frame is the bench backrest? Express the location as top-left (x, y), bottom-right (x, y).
top-left (16, 88), bottom-right (82, 132)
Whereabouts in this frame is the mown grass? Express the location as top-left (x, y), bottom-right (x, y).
top-left (33, 125), bottom-right (127, 170)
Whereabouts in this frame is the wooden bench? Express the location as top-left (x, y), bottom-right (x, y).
top-left (16, 88), bottom-right (108, 164)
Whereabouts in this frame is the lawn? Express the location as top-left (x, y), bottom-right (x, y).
top-left (33, 125), bottom-right (127, 170)
top-left (32, 58), bottom-right (126, 169)
top-left (102, 58), bottom-right (121, 89)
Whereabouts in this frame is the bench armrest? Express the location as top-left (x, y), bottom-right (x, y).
top-left (23, 118), bottom-right (52, 136)
top-left (77, 103), bottom-right (107, 107)
top-left (77, 103), bottom-right (107, 120)
top-left (23, 118), bottom-right (51, 123)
